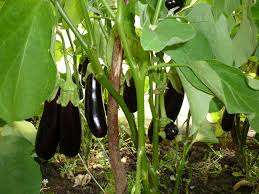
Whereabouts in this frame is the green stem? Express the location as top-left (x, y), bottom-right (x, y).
top-left (79, 0), bottom-right (96, 46)
top-left (135, 76), bottom-right (147, 193)
top-left (66, 29), bottom-right (80, 87)
top-left (57, 31), bottom-right (71, 81)
top-left (173, 142), bottom-right (193, 194)
top-left (152, 93), bottom-right (160, 190)
top-left (116, 0), bottom-right (138, 79)
top-left (160, 92), bottom-right (167, 118)
top-left (99, 0), bottom-right (115, 19)
top-left (152, 0), bottom-right (163, 24)
top-left (55, 0), bottom-right (138, 148)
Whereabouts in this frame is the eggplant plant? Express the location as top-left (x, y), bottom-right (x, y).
top-left (0, 0), bottom-right (259, 193)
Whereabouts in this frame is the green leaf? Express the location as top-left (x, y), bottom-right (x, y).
top-left (1, 121), bottom-right (36, 145)
top-left (232, 13), bottom-right (257, 67)
top-left (0, 0), bottom-right (56, 122)
top-left (140, 18), bottom-right (196, 52)
top-left (165, 32), bottom-right (214, 64)
top-left (247, 77), bottom-right (259, 90)
top-left (187, 60), bottom-right (259, 132)
top-left (209, 97), bottom-right (224, 113)
top-left (187, 3), bottom-right (233, 65)
top-left (0, 136), bottom-right (41, 194)
top-left (178, 70), bottom-right (217, 144)
top-left (64, 0), bottom-right (83, 27)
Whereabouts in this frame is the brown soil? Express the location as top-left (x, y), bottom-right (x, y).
top-left (41, 137), bottom-right (258, 194)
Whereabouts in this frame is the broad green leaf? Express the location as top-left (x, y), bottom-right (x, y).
top-left (0, 0), bottom-right (56, 122)
top-left (0, 136), bottom-right (41, 194)
top-left (1, 121), bottom-right (36, 145)
top-left (232, 13), bottom-right (257, 67)
top-left (209, 97), bottom-right (224, 113)
top-left (187, 4), bottom-right (233, 65)
top-left (64, 0), bottom-right (83, 27)
top-left (178, 70), bottom-right (217, 144)
top-left (165, 32), bottom-right (214, 63)
top-left (212, 0), bottom-right (240, 18)
top-left (187, 60), bottom-right (259, 132)
top-left (140, 18), bottom-right (196, 52)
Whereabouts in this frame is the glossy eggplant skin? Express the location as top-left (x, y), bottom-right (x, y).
top-left (165, 0), bottom-right (184, 12)
top-left (35, 95), bottom-right (60, 160)
top-left (164, 122), bottom-right (178, 140)
top-left (85, 74), bottom-right (108, 138)
top-left (165, 81), bottom-right (184, 121)
top-left (123, 78), bottom-right (137, 113)
top-left (59, 102), bottom-right (82, 157)
top-left (79, 58), bottom-right (89, 87)
top-left (221, 111), bottom-right (235, 132)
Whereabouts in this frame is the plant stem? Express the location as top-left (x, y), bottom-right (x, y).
top-left (152, 0), bottom-right (163, 24)
top-left (55, 0), bottom-right (138, 148)
top-left (57, 31), bottom-right (72, 81)
top-left (79, 0), bottom-right (96, 46)
top-left (173, 142), bottom-right (193, 194)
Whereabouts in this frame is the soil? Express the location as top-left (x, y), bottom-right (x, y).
top-left (41, 136), bottom-right (259, 194)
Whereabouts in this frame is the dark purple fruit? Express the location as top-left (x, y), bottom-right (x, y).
top-left (59, 102), bottom-right (82, 157)
top-left (221, 110), bottom-right (235, 132)
top-left (35, 93), bottom-right (60, 160)
top-left (165, 0), bottom-right (184, 12)
top-left (85, 74), bottom-right (107, 138)
top-left (164, 122), bottom-right (178, 140)
top-left (123, 78), bottom-right (137, 113)
top-left (165, 81), bottom-right (184, 122)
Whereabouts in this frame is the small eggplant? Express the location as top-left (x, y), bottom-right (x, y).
top-left (165, 81), bottom-right (184, 122)
top-left (164, 122), bottom-right (178, 140)
top-left (79, 58), bottom-right (89, 87)
top-left (148, 121), bottom-right (163, 143)
top-left (59, 102), bottom-right (82, 157)
top-left (85, 74), bottom-right (108, 138)
top-left (221, 110), bottom-right (235, 132)
top-left (165, 0), bottom-right (184, 12)
top-left (123, 78), bottom-right (137, 113)
top-left (35, 94), bottom-right (60, 160)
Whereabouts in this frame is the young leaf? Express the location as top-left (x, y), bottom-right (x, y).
top-left (141, 18), bottom-right (196, 52)
top-left (0, 0), bottom-right (56, 122)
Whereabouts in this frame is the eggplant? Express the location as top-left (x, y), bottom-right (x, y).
top-left (148, 81), bottom-right (183, 143)
top-left (164, 122), bottom-right (178, 140)
top-left (165, 81), bottom-right (184, 121)
top-left (123, 78), bottom-right (137, 113)
top-left (35, 94), bottom-right (60, 160)
top-left (85, 74), bottom-right (107, 138)
top-left (79, 58), bottom-right (89, 87)
top-left (59, 102), bottom-right (82, 157)
top-left (165, 0), bottom-right (184, 12)
top-left (221, 110), bottom-right (235, 132)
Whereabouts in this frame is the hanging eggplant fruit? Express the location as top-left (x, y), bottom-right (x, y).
top-left (79, 58), bottom-right (89, 87)
top-left (35, 92), bottom-right (60, 160)
top-left (221, 110), bottom-right (235, 132)
top-left (123, 77), bottom-right (137, 113)
top-left (85, 74), bottom-right (108, 138)
top-left (148, 80), bottom-right (183, 142)
top-left (59, 102), bottom-right (82, 157)
top-left (165, 0), bottom-right (184, 12)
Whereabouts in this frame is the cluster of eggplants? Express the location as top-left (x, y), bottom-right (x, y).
top-left (85, 74), bottom-right (108, 138)
top-left (165, 0), bottom-right (184, 12)
top-left (148, 81), bottom-right (184, 142)
top-left (221, 110), bottom-right (235, 132)
top-left (35, 91), bottom-right (82, 160)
